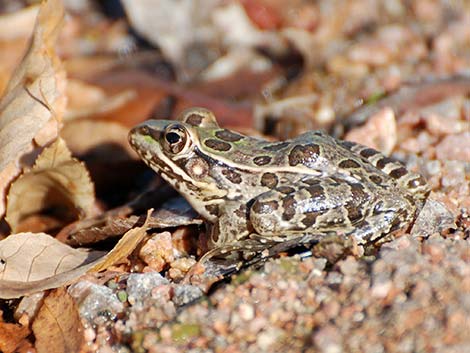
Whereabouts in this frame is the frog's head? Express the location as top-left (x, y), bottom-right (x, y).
top-left (129, 108), bottom-right (230, 214)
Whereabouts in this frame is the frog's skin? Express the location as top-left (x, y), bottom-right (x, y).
top-left (129, 108), bottom-right (429, 260)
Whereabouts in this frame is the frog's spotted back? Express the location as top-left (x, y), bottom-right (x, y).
top-left (180, 107), bottom-right (219, 128)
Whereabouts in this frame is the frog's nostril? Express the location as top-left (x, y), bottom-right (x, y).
top-left (139, 126), bottom-right (150, 135)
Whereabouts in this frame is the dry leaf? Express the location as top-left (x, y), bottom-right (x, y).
top-left (0, 211), bottom-right (152, 299)
top-left (0, 0), bottom-right (66, 218)
top-left (0, 5), bottom-right (39, 40)
top-left (0, 232), bottom-right (104, 299)
top-left (64, 55), bottom-right (124, 80)
top-left (90, 208), bottom-right (152, 272)
top-left (5, 138), bottom-right (96, 232)
top-left (32, 288), bottom-right (85, 353)
top-left (0, 320), bottom-right (30, 353)
top-left (0, 5), bottom-right (40, 96)
top-left (14, 291), bottom-right (47, 322)
top-left (65, 78), bottom-right (136, 120)
top-left (61, 119), bottom-right (137, 159)
top-left (122, 0), bottom-right (219, 68)
top-left (58, 196), bottom-right (201, 247)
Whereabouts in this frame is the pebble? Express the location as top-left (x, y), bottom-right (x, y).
top-left (172, 284), bottom-right (203, 306)
top-left (68, 281), bottom-right (124, 322)
top-left (126, 272), bottom-right (169, 306)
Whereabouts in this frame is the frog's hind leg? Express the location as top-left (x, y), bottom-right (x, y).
top-left (338, 140), bottom-right (430, 203)
top-left (249, 178), bottom-right (364, 239)
top-left (249, 177), bottom-right (415, 246)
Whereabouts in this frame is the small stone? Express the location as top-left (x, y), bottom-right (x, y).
top-left (126, 272), bottom-right (169, 306)
top-left (435, 132), bottom-right (470, 162)
top-left (168, 257), bottom-right (197, 281)
top-left (326, 271), bottom-right (343, 286)
top-left (345, 107), bottom-right (397, 155)
top-left (238, 303), bottom-right (255, 321)
top-left (117, 290), bottom-right (128, 302)
top-left (83, 327), bottom-right (96, 343)
top-left (313, 325), bottom-right (343, 353)
top-left (172, 284), bottom-right (203, 306)
top-left (68, 281), bottom-right (124, 322)
top-left (338, 256), bottom-right (359, 276)
top-left (371, 280), bottom-right (392, 298)
top-left (257, 328), bottom-right (283, 351)
top-left (139, 232), bottom-right (175, 272)
top-left (411, 197), bottom-right (456, 238)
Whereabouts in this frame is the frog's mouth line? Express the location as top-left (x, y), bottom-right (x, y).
top-left (134, 141), bottom-right (226, 203)
top-left (129, 133), bottom-right (181, 181)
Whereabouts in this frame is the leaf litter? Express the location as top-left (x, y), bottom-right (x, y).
top-left (0, 0), bottom-right (65, 219)
top-left (0, 0), bottom-right (469, 352)
top-left (5, 137), bottom-right (96, 233)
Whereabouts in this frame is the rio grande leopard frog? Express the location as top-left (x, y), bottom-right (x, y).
top-left (129, 108), bottom-right (429, 260)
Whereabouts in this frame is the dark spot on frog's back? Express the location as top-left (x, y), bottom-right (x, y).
top-left (221, 168), bottom-right (242, 184)
top-left (215, 129), bottom-right (244, 142)
top-left (339, 159), bottom-right (361, 169)
top-left (307, 184), bottom-right (325, 199)
top-left (253, 156), bottom-right (272, 166)
top-left (261, 172), bottom-right (278, 188)
top-left (349, 183), bottom-right (368, 200)
top-left (302, 212), bottom-right (320, 227)
top-left (277, 186), bottom-right (295, 194)
top-left (389, 215), bottom-right (403, 232)
top-left (263, 141), bottom-right (290, 152)
top-left (345, 183), bottom-right (369, 220)
top-left (185, 113), bottom-right (203, 126)
top-left (235, 204), bottom-right (247, 218)
top-left (252, 200), bottom-right (279, 214)
top-left (376, 157), bottom-right (398, 170)
top-left (389, 167), bottom-right (408, 179)
top-left (369, 175), bottom-right (383, 185)
top-left (288, 144), bottom-right (320, 167)
top-left (282, 195), bottom-right (296, 221)
top-left (408, 175), bottom-right (427, 189)
top-left (360, 148), bottom-right (380, 158)
top-left (204, 138), bottom-right (232, 151)
top-left (302, 177), bottom-right (321, 186)
top-left (344, 201), bottom-right (363, 222)
top-left (340, 140), bottom-right (356, 150)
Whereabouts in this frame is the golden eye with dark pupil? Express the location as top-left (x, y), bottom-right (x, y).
top-left (165, 132), bottom-right (181, 144)
top-left (163, 127), bottom-right (187, 154)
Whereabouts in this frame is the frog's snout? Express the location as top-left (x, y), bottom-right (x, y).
top-left (130, 121), bottom-right (167, 144)
top-left (130, 124), bottom-right (150, 138)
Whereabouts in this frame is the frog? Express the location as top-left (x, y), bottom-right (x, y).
top-left (128, 107), bottom-right (429, 261)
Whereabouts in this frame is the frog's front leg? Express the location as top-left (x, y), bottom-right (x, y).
top-left (201, 202), bottom-right (274, 262)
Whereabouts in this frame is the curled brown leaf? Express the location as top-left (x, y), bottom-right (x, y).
top-left (5, 138), bottom-right (96, 233)
top-left (0, 0), bottom-right (66, 218)
top-left (32, 288), bottom-right (85, 353)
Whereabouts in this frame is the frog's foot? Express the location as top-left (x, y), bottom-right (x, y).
top-left (199, 233), bottom-right (324, 268)
top-left (199, 240), bottom-right (269, 263)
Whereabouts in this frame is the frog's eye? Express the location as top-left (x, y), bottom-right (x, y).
top-left (165, 132), bottom-right (181, 144)
top-left (163, 124), bottom-right (188, 154)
